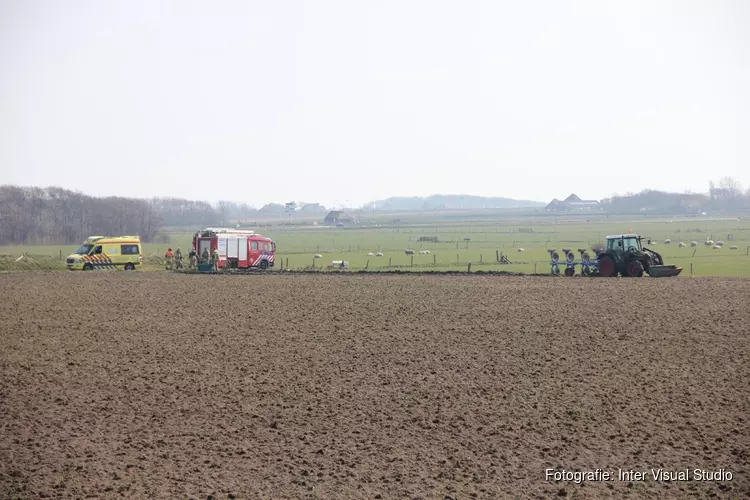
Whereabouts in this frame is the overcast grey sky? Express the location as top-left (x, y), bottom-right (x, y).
top-left (1, 1), bottom-right (748, 208)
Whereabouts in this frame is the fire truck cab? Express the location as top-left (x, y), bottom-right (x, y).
top-left (193, 228), bottom-right (276, 270)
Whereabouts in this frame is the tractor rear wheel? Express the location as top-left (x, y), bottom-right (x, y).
top-left (626, 260), bottom-right (644, 277)
top-left (598, 255), bottom-right (616, 277)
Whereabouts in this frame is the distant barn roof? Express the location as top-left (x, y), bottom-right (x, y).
top-left (324, 210), bottom-right (355, 224)
top-left (546, 194), bottom-right (600, 211)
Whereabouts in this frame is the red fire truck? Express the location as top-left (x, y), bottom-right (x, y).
top-left (192, 228), bottom-right (276, 270)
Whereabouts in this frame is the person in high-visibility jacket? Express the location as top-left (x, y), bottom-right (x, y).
top-left (165, 248), bottom-right (174, 270)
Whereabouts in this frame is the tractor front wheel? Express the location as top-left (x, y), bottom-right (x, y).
top-left (598, 255), bottom-right (617, 277)
top-left (626, 260), bottom-right (644, 277)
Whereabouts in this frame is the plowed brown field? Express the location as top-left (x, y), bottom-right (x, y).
top-left (1, 273), bottom-right (748, 499)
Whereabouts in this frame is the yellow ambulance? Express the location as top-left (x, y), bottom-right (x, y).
top-left (66, 236), bottom-right (143, 271)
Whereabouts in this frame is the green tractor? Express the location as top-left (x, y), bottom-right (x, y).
top-left (596, 234), bottom-right (682, 277)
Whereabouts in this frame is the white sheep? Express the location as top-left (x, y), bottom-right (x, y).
top-left (712, 245), bottom-right (721, 249)
top-left (664, 239), bottom-right (671, 244)
top-left (405, 249), bottom-right (415, 255)
top-left (691, 241), bottom-right (698, 247)
top-left (729, 245), bottom-right (738, 250)
top-left (517, 248), bottom-right (525, 252)
top-left (705, 239), bottom-right (715, 246)
top-left (375, 252), bottom-right (384, 257)
top-left (678, 242), bottom-right (686, 248)
top-left (716, 241), bottom-right (724, 247)
top-left (367, 252), bottom-right (375, 256)
top-left (314, 254), bottom-right (322, 259)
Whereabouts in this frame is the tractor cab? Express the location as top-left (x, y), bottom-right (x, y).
top-left (606, 235), bottom-right (642, 253)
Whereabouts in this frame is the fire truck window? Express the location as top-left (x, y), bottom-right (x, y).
top-left (251, 241), bottom-right (259, 250)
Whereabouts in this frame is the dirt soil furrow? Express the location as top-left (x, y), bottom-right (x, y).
top-left (1, 273), bottom-right (748, 498)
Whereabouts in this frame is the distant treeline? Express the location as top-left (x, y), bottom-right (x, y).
top-left (151, 198), bottom-right (258, 228)
top-left (0, 186), bottom-right (263, 245)
top-left (601, 178), bottom-right (750, 214)
top-left (0, 186), bottom-right (160, 245)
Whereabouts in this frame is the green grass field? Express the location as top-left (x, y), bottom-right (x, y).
top-left (2, 213), bottom-right (750, 276)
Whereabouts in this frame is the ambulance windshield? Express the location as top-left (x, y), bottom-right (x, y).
top-left (75, 244), bottom-right (93, 255)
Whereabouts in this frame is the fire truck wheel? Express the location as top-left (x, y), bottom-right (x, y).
top-left (259, 260), bottom-right (269, 270)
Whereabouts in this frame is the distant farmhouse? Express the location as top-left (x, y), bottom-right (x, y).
top-left (324, 210), bottom-right (355, 226)
top-left (545, 193), bottom-right (601, 211)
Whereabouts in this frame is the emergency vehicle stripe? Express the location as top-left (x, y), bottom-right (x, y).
top-left (252, 253), bottom-right (275, 266)
top-left (84, 254), bottom-right (118, 269)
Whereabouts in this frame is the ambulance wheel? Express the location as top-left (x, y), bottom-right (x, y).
top-left (83, 263), bottom-right (93, 271)
top-left (259, 260), bottom-right (269, 270)
top-left (124, 263), bottom-right (135, 271)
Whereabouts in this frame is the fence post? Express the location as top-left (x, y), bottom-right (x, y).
top-left (433, 254), bottom-right (436, 266)
top-left (59, 249), bottom-right (62, 260)
top-left (312, 258), bottom-right (315, 269)
top-left (496, 250), bottom-right (499, 262)
top-left (456, 254), bottom-right (459, 264)
top-left (468, 263), bottom-right (471, 272)
top-left (534, 263), bottom-right (537, 274)
top-left (480, 254), bottom-right (483, 263)
top-left (690, 262), bottom-right (693, 277)
top-left (286, 258), bottom-right (289, 270)
top-left (388, 257), bottom-right (392, 267)
top-left (365, 259), bottom-right (369, 270)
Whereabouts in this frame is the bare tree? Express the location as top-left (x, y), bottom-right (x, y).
top-left (710, 177), bottom-right (744, 210)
